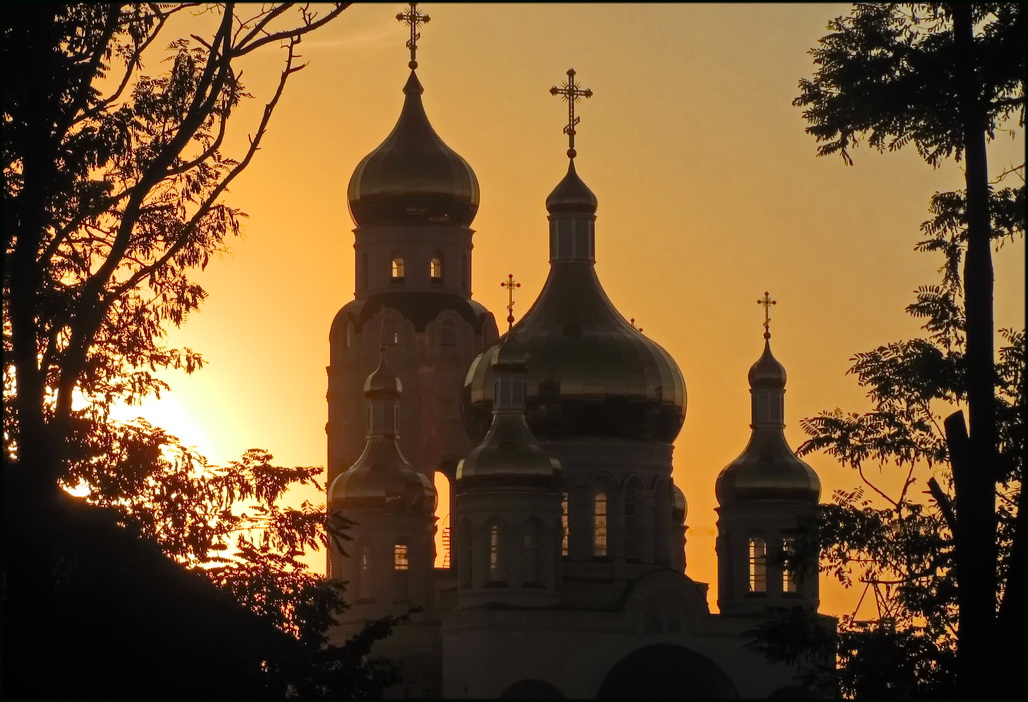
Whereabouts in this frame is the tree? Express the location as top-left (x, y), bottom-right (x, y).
top-left (2, 4), bottom-right (411, 697)
top-left (3, 2), bottom-right (346, 494)
top-left (792, 3), bottom-right (1024, 695)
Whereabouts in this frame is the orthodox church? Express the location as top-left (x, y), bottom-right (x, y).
top-left (326, 5), bottom-right (829, 698)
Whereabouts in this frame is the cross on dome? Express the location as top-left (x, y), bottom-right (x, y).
top-left (396, 2), bottom-right (431, 69)
top-left (500, 274), bottom-right (521, 329)
top-left (550, 68), bottom-right (593, 159)
top-left (757, 291), bottom-right (777, 340)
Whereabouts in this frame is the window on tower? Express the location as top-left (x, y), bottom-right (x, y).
top-left (748, 537), bottom-right (767, 593)
top-left (594, 489), bottom-right (608, 558)
top-left (391, 254), bottom-right (405, 282)
top-left (430, 253), bottom-right (443, 282)
top-left (524, 521), bottom-right (541, 584)
top-left (624, 479), bottom-right (640, 561)
top-left (358, 544), bottom-right (370, 600)
top-left (394, 542), bottom-right (409, 571)
top-left (782, 538), bottom-right (798, 593)
top-left (441, 319), bottom-right (456, 346)
top-left (488, 522), bottom-right (503, 581)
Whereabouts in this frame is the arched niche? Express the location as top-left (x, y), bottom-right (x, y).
top-left (498, 678), bottom-right (565, 699)
top-left (597, 644), bottom-right (737, 699)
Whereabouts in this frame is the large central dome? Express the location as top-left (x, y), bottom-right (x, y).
top-left (347, 71), bottom-right (480, 228)
top-left (463, 161), bottom-right (686, 443)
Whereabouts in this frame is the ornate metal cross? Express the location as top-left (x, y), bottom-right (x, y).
top-left (757, 291), bottom-right (777, 339)
top-left (396, 2), bottom-right (431, 69)
top-left (500, 274), bottom-right (521, 329)
top-left (550, 68), bottom-right (593, 159)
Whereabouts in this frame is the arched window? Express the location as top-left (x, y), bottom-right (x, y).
top-left (430, 253), bottom-right (443, 281)
top-left (394, 541), bottom-right (409, 600)
top-left (360, 252), bottom-right (369, 289)
top-left (488, 523), bottom-right (502, 581)
top-left (561, 492), bottom-right (569, 557)
top-left (748, 537), bottom-right (767, 593)
top-left (594, 489), bottom-right (608, 558)
top-left (441, 318), bottom-right (456, 346)
top-left (461, 253), bottom-right (468, 289)
top-left (391, 254), bottom-right (405, 281)
top-left (394, 542), bottom-right (409, 571)
top-left (344, 323), bottom-right (353, 348)
top-left (523, 521), bottom-right (541, 584)
top-left (782, 538), bottom-right (797, 593)
top-left (624, 481), bottom-right (640, 560)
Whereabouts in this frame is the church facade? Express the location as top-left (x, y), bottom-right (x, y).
top-left (325, 6), bottom-right (830, 698)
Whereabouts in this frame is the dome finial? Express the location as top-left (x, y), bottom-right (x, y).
top-left (757, 291), bottom-right (777, 340)
top-left (549, 68), bottom-right (593, 160)
top-left (500, 273), bottom-right (522, 331)
top-left (396, 2), bottom-right (431, 70)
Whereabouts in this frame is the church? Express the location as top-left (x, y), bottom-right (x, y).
top-left (325, 5), bottom-right (830, 698)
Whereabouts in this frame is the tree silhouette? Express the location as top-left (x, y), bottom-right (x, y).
top-left (2, 5), bottom-right (410, 697)
top-left (785, 5), bottom-right (1024, 694)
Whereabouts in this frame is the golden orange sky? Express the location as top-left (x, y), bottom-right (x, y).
top-left (110, 4), bottom-right (1025, 620)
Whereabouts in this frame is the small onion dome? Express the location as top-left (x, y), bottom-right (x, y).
top-left (715, 432), bottom-right (820, 506)
top-left (545, 159), bottom-right (597, 215)
top-left (457, 334), bottom-right (562, 489)
top-left (748, 340), bottom-right (787, 389)
top-left (462, 266), bottom-right (686, 442)
top-left (492, 329), bottom-right (528, 370)
top-left (364, 352), bottom-right (402, 397)
top-left (347, 71), bottom-right (480, 228)
top-left (328, 444), bottom-right (433, 513)
top-left (672, 484), bottom-right (688, 524)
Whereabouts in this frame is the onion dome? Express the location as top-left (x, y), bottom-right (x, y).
top-left (748, 340), bottom-right (787, 389)
top-left (329, 349), bottom-right (434, 513)
top-left (463, 161), bottom-right (686, 443)
top-left (545, 159), bottom-right (597, 215)
top-left (347, 71), bottom-right (480, 227)
top-left (716, 339), bottom-right (820, 506)
top-left (457, 332), bottom-right (562, 489)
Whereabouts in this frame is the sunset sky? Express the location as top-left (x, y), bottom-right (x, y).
top-left (110, 3), bottom-right (1025, 618)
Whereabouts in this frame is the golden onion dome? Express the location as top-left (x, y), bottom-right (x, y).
top-left (545, 159), bottom-right (597, 215)
top-left (672, 484), bottom-right (688, 524)
top-left (716, 340), bottom-right (820, 506)
top-left (715, 432), bottom-right (820, 505)
top-left (463, 162), bottom-right (686, 443)
top-left (328, 446), bottom-right (432, 513)
top-left (347, 71), bottom-right (480, 227)
top-left (364, 352), bottom-right (402, 397)
top-left (458, 333), bottom-right (562, 488)
top-left (748, 340), bottom-right (787, 389)
top-left (329, 348), bottom-right (434, 513)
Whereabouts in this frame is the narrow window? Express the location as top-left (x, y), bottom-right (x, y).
top-left (360, 253), bottom-right (369, 289)
top-left (461, 254), bottom-right (468, 289)
top-left (430, 254), bottom-right (443, 281)
top-left (594, 490), bottom-right (608, 557)
top-left (344, 323), bottom-right (353, 348)
top-left (624, 484), bottom-right (638, 560)
top-left (394, 542), bottom-right (409, 571)
top-left (561, 492), bottom-right (569, 557)
top-left (748, 537), bottom-right (767, 593)
top-left (524, 522), bottom-right (541, 583)
top-left (782, 538), bottom-right (798, 593)
top-left (391, 255), bottom-right (405, 280)
top-left (441, 319), bottom-right (456, 346)
top-left (488, 523), bottom-right (502, 581)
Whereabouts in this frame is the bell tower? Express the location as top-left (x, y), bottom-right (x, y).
top-left (327, 2), bottom-right (498, 541)
top-left (715, 294), bottom-right (821, 616)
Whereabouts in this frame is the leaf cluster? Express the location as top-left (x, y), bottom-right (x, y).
top-left (794, 3), bottom-right (1024, 166)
